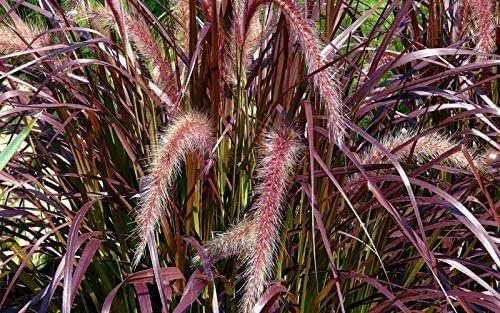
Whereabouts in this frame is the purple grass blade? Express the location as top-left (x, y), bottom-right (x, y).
top-left (173, 270), bottom-right (211, 313)
top-left (70, 238), bottom-right (101, 305)
top-left (133, 283), bottom-right (153, 313)
top-left (62, 200), bottom-right (98, 313)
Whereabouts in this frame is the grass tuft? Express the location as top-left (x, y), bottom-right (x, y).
top-left (1, 0), bottom-right (498, 311)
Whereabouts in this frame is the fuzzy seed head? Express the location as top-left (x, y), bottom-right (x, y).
top-left (0, 24), bottom-right (49, 55)
top-left (125, 17), bottom-right (179, 115)
top-left (467, 0), bottom-right (495, 53)
top-left (359, 131), bottom-right (492, 175)
top-left (233, 2), bottom-right (268, 77)
top-left (87, 5), bottom-right (179, 117)
top-left (133, 112), bottom-right (214, 267)
top-left (241, 128), bottom-right (301, 312)
top-left (253, 0), bottom-right (346, 143)
top-left (203, 218), bottom-right (257, 260)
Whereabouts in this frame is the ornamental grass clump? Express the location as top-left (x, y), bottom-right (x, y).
top-left (1, 0), bottom-right (499, 312)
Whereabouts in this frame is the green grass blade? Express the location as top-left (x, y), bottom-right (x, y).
top-left (0, 117), bottom-right (38, 172)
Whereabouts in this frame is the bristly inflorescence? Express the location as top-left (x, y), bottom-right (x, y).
top-left (360, 131), bottom-right (491, 171)
top-left (125, 17), bottom-right (180, 115)
top-left (240, 128), bottom-right (301, 312)
top-left (133, 112), bottom-right (214, 267)
top-left (346, 131), bottom-right (496, 189)
top-left (203, 218), bottom-right (257, 260)
top-left (244, 0), bottom-right (346, 143)
top-left (0, 24), bottom-right (50, 55)
top-left (347, 131), bottom-right (498, 194)
top-left (201, 128), bottom-right (301, 312)
top-left (86, 4), bottom-right (180, 117)
top-left (229, 0), bottom-right (268, 83)
top-left (464, 0), bottom-right (495, 53)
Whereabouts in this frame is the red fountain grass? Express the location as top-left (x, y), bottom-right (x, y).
top-left (247, 0), bottom-right (346, 143)
top-left (2, 0), bottom-right (500, 311)
top-left (361, 131), bottom-right (491, 173)
top-left (240, 129), bottom-right (301, 312)
top-left (133, 112), bottom-right (214, 267)
top-left (234, 1), bottom-right (266, 71)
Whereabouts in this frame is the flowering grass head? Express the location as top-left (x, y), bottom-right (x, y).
top-left (133, 112), bottom-right (214, 266)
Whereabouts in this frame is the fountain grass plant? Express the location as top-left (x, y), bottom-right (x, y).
top-left (1, 0), bottom-right (499, 312)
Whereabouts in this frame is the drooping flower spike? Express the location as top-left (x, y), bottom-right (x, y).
top-left (360, 131), bottom-right (492, 173)
top-left (346, 130), bottom-right (496, 189)
top-left (0, 24), bottom-right (49, 55)
top-left (86, 4), bottom-right (180, 117)
top-left (133, 112), bottom-right (214, 267)
top-left (242, 0), bottom-right (346, 143)
top-left (240, 128), bottom-right (302, 312)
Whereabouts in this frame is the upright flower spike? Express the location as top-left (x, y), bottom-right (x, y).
top-left (456, 0), bottom-right (495, 54)
top-left (467, 0), bottom-right (495, 53)
top-left (241, 129), bottom-right (301, 312)
top-left (245, 0), bottom-right (346, 143)
top-left (133, 112), bottom-right (214, 267)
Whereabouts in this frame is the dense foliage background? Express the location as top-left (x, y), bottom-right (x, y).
top-left (1, 0), bottom-right (498, 312)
